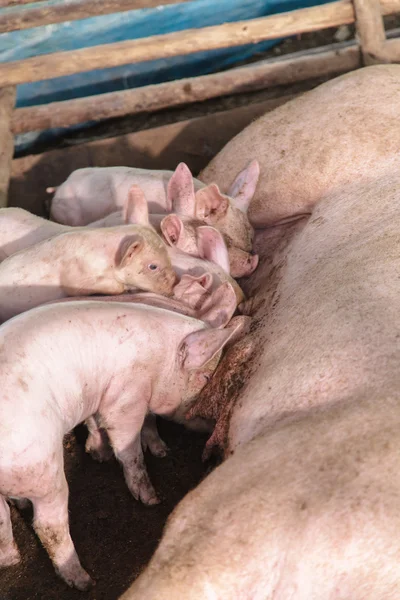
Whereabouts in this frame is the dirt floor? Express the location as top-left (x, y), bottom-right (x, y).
top-left (3, 15), bottom-right (400, 600)
top-left (0, 421), bottom-right (216, 599)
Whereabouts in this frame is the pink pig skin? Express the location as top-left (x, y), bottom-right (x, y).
top-left (0, 301), bottom-right (239, 589)
top-left (47, 280), bottom-right (245, 455)
top-left (0, 204), bottom-right (135, 260)
top-left (120, 166), bottom-right (400, 600)
top-left (0, 207), bottom-right (70, 258)
top-left (160, 214), bottom-right (259, 278)
top-left (200, 65), bottom-right (400, 227)
top-left (49, 161), bottom-right (258, 254)
top-left (0, 223), bottom-right (176, 322)
top-left (47, 275), bottom-right (238, 330)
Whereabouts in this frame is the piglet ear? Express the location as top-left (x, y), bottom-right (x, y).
top-left (116, 234), bottom-right (144, 267)
top-left (167, 163), bottom-right (196, 215)
top-left (173, 273), bottom-right (213, 310)
top-left (198, 281), bottom-right (237, 328)
top-left (227, 159), bottom-right (260, 214)
top-left (179, 321), bottom-right (241, 370)
top-left (174, 272), bottom-right (213, 296)
top-left (124, 185), bottom-right (149, 226)
top-left (193, 272), bottom-right (213, 290)
top-left (197, 226), bottom-right (230, 275)
top-left (160, 214), bottom-right (184, 247)
top-left (195, 184), bottom-right (229, 220)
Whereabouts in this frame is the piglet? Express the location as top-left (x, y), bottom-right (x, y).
top-left (124, 187), bottom-right (246, 305)
top-left (0, 300), bottom-right (240, 589)
top-left (0, 192), bottom-right (175, 322)
top-left (49, 161), bottom-right (259, 253)
top-left (166, 161), bottom-right (258, 252)
top-left (0, 203), bottom-right (257, 279)
top-left (50, 280), bottom-right (244, 456)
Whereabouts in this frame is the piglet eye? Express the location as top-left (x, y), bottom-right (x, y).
top-left (148, 264), bottom-right (159, 271)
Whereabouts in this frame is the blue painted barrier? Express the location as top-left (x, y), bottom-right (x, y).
top-left (0, 0), bottom-right (334, 153)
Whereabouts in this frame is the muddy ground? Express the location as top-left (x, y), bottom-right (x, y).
top-left (2, 15), bottom-right (400, 600)
top-left (0, 421), bottom-right (216, 599)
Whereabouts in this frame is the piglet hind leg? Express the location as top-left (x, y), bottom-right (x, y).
top-left (101, 397), bottom-right (160, 506)
top-left (0, 494), bottom-right (20, 567)
top-left (141, 413), bottom-right (169, 458)
top-left (31, 471), bottom-right (94, 591)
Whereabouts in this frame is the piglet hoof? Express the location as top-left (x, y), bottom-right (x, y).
top-left (141, 420), bottom-right (169, 458)
top-left (129, 474), bottom-right (161, 506)
top-left (72, 571), bottom-right (95, 592)
top-left (58, 563), bottom-right (95, 592)
top-left (138, 484), bottom-right (160, 506)
top-left (88, 446), bottom-right (114, 463)
top-left (142, 436), bottom-right (169, 458)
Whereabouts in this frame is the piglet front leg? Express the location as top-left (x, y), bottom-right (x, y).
top-left (100, 395), bottom-right (160, 506)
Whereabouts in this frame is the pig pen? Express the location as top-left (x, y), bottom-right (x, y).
top-left (2, 0), bottom-right (400, 598)
top-left (0, 81), bottom-right (337, 599)
top-left (0, 93), bottom-right (298, 600)
top-left (0, 74), bottom-right (383, 597)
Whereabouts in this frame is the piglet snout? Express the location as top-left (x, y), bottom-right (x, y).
top-left (229, 246), bottom-right (259, 278)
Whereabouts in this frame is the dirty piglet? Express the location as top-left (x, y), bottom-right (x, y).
top-left (0, 187), bottom-right (176, 322)
top-left (0, 301), bottom-right (240, 589)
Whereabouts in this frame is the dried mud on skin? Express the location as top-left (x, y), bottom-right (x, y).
top-left (189, 217), bottom-right (309, 458)
top-left (0, 420), bottom-right (208, 600)
top-left (187, 335), bottom-right (259, 459)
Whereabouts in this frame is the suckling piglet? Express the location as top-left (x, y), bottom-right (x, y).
top-left (47, 281), bottom-right (247, 457)
top-left (0, 193), bottom-right (175, 322)
top-left (0, 300), bottom-right (240, 589)
top-left (122, 187), bottom-right (246, 305)
top-left (49, 160), bottom-right (259, 253)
